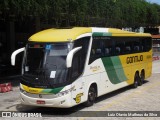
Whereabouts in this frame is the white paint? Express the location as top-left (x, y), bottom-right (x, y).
top-left (92, 27), bottom-right (109, 33)
top-left (76, 33), bottom-right (92, 39)
top-left (11, 47), bottom-right (25, 66)
top-left (66, 47), bottom-right (82, 68)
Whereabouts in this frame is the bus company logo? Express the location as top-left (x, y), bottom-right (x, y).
top-left (74, 93), bottom-right (84, 104)
top-left (126, 55), bottom-right (143, 64)
top-left (90, 66), bottom-right (101, 72)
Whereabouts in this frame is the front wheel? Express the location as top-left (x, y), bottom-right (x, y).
top-left (84, 86), bottom-right (96, 107)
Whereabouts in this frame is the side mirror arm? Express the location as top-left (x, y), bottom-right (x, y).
top-left (11, 47), bottom-right (25, 66)
top-left (66, 47), bottom-right (82, 68)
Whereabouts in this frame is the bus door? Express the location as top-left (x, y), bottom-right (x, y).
top-left (70, 50), bottom-right (85, 104)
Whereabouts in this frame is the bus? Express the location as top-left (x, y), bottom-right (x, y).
top-left (11, 27), bottom-right (152, 108)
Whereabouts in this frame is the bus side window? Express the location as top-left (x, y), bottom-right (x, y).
top-left (71, 37), bottom-right (90, 81)
top-left (115, 47), bottom-right (121, 55)
top-left (125, 46), bottom-right (131, 54)
top-left (89, 39), bottom-right (103, 64)
top-left (91, 49), bottom-right (96, 55)
top-left (134, 46), bottom-right (139, 52)
top-left (103, 39), bottom-right (113, 57)
top-left (141, 46), bottom-right (144, 51)
top-left (140, 37), bottom-right (152, 52)
top-left (145, 37), bottom-right (152, 51)
top-left (96, 49), bottom-right (102, 55)
top-left (114, 38), bottom-right (125, 55)
top-left (71, 53), bottom-right (80, 79)
top-left (104, 48), bottom-right (110, 56)
top-left (132, 38), bottom-right (141, 53)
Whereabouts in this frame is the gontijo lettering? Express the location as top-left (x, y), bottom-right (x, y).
top-left (126, 55), bottom-right (143, 64)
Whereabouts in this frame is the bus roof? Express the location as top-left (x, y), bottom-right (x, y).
top-left (29, 27), bottom-right (151, 42)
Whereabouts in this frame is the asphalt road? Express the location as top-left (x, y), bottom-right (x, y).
top-left (0, 60), bottom-right (160, 120)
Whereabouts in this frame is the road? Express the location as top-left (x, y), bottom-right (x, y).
top-left (0, 60), bottom-right (160, 120)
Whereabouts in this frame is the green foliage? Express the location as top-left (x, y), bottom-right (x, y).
top-left (0, 0), bottom-right (160, 27)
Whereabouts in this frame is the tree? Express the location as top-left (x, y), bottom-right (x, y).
top-left (0, 0), bottom-right (160, 27)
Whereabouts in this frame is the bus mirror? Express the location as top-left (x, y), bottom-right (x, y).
top-left (11, 47), bottom-right (25, 66)
top-left (66, 47), bottom-right (82, 68)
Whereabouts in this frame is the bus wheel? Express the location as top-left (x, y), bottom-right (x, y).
top-left (132, 73), bottom-right (139, 88)
top-left (140, 71), bottom-right (145, 85)
top-left (84, 85), bottom-right (96, 107)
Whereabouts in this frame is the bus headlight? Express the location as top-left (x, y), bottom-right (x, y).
top-left (55, 86), bottom-right (75, 97)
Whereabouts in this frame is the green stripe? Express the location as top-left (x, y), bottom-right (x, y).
top-left (111, 57), bottom-right (127, 82)
top-left (42, 86), bottom-right (64, 94)
top-left (92, 32), bottom-right (112, 36)
top-left (102, 56), bottom-right (127, 84)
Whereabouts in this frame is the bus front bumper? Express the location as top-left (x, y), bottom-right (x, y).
top-left (20, 92), bottom-right (73, 108)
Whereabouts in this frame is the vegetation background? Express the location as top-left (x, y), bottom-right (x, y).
top-left (0, 0), bottom-right (160, 28)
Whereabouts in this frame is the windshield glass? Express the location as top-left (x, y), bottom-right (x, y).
top-left (22, 43), bottom-right (73, 88)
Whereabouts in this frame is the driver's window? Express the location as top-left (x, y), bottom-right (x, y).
top-left (70, 37), bottom-right (90, 81)
top-left (71, 52), bottom-right (81, 80)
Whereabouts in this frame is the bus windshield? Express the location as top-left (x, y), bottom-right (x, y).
top-left (22, 43), bottom-right (73, 88)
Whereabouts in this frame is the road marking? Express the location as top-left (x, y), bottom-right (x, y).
top-left (79, 80), bottom-right (160, 120)
top-left (3, 102), bottom-right (21, 111)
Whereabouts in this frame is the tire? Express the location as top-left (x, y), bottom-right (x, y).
top-left (84, 85), bottom-right (96, 107)
top-left (140, 71), bottom-right (145, 85)
top-left (138, 73), bottom-right (143, 86)
top-left (132, 73), bottom-right (139, 88)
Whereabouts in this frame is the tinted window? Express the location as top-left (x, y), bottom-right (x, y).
top-left (103, 38), bottom-right (113, 57)
top-left (143, 37), bottom-right (152, 52)
top-left (71, 37), bottom-right (90, 81)
top-left (114, 38), bottom-right (125, 55)
top-left (132, 38), bottom-right (140, 53)
top-left (124, 38), bottom-right (132, 54)
top-left (89, 37), bottom-right (103, 64)
top-left (89, 36), bottom-right (152, 64)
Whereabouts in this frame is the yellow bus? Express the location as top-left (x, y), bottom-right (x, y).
top-left (11, 27), bottom-right (152, 108)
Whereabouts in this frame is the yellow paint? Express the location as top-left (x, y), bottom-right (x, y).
top-left (21, 84), bottom-right (43, 94)
top-left (29, 27), bottom-right (151, 43)
top-left (119, 50), bottom-right (152, 85)
top-left (29, 27), bottom-right (92, 42)
top-left (75, 93), bottom-right (84, 103)
top-left (108, 28), bottom-right (151, 37)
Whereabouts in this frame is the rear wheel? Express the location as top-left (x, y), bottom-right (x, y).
top-left (138, 74), bottom-right (143, 86)
top-left (132, 73), bottom-right (139, 88)
top-left (140, 71), bottom-right (145, 84)
top-left (84, 85), bottom-right (96, 107)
